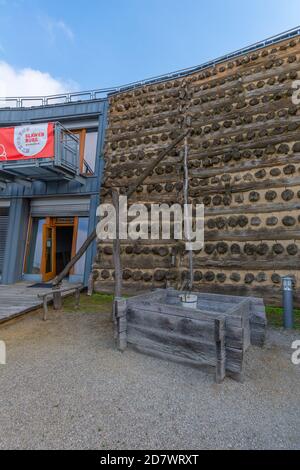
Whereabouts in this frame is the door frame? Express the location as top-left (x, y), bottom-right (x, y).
top-left (40, 216), bottom-right (78, 281)
top-left (71, 129), bottom-right (86, 173)
top-left (41, 217), bottom-right (56, 282)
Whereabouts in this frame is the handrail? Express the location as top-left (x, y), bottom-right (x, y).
top-left (54, 122), bottom-right (80, 172)
top-left (56, 121), bottom-right (80, 144)
top-left (0, 25), bottom-right (299, 109)
top-left (83, 159), bottom-right (94, 174)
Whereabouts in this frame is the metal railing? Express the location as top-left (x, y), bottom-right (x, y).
top-left (0, 122), bottom-right (82, 185)
top-left (0, 25), bottom-right (299, 109)
top-left (0, 88), bottom-right (116, 110)
top-left (55, 123), bottom-right (80, 174)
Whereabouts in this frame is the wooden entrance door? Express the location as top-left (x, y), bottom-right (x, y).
top-left (41, 218), bottom-right (56, 282)
top-left (40, 217), bottom-right (78, 282)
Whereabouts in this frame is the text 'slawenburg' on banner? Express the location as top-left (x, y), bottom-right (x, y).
top-left (0, 123), bottom-right (55, 161)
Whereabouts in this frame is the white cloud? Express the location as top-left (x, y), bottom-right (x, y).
top-left (55, 20), bottom-right (74, 41)
top-left (39, 15), bottom-right (75, 43)
top-left (0, 61), bottom-right (79, 97)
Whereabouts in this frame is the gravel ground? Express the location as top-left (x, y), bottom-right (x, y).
top-left (0, 308), bottom-right (299, 450)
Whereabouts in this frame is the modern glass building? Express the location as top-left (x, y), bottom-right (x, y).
top-left (0, 95), bottom-right (108, 285)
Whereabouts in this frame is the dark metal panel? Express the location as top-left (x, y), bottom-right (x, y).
top-left (0, 100), bottom-right (106, 126)
top-left (0, 97), bottom-right (108, 284)
top-left (0, 177), bottom-right (99, 200)
top-left (2, 198), bottom-right (29, 284)
top-left (83, 100), bottom-right (109, 285)
top-left (0, 209), bottom-right (9, 274)
top-left (0, 100), bottom-right (107, 200)
top-left (0, 123), bottom-right (83, 183)
top-left (30, 197), bottom-right (90, 217)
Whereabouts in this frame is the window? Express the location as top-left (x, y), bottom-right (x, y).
top-left (24, 216), bottom-right (89, 280)
top-left (74, 217), bottom-right (89, 275)
top-left (71, 129), bottom-right (98, 174)
top-left (83, 131), bottom-right (98, 174)
top-left (24, 218), bottom-right (46, 274)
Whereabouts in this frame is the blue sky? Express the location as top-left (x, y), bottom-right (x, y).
top-left (0, 0), bottom-right (299, 96)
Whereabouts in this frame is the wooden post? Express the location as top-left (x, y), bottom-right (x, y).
top-left (87, 272), bottom-right (94, 296)
top-left (75, 288), bottom-right (80, 309)
top-left (53, 289), bottom-right (62, 310)
top-left (114, 297), bottom-right (127, 351)
top-left (112, 189), bottom-right (122, 299)
top-left (43, 297), bottom-right (48, 321)
top-left (214, 318), bottom-right (226, 383)
top-left (183, 136), bottom-right (194, 290)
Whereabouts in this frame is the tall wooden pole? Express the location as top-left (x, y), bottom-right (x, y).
top-left (183, 136), bottom-right (194, 290)
top-left (112, 189), bottom-right (122, 298)
top-left (53, 129), bottom-right (191, 287)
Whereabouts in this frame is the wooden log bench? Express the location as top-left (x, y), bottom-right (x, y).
top-left (37, 284), bottom-right (83, 321)
top-left (114, 289), bottom-right (267, 383)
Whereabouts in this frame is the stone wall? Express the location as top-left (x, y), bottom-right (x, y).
top-left (94, 36), bottom-right (300, 306)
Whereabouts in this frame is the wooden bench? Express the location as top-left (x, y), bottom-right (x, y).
top-left (37, 284), bottom-right (83, 321)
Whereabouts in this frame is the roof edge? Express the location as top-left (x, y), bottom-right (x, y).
top-left (1, 25), bottom-right (299, 108)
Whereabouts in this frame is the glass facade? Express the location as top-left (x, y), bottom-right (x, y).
top-left (74, 217), bottom-right (89, 275)
top-left (83, 131), bottom-right (98, 173)
top-left (24, 216), bottom-right (88, 278)
top-left (0, 98), bottom-right (105, 286)
top-left (25, 218), bottom-right (45, 274)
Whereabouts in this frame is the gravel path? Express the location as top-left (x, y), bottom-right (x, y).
top-left (0, 308), bottom-right (299, 450)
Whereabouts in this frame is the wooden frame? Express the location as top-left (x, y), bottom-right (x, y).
top-left (23, 216), bottom-right (48, 276)
top-left (70, 217), bottom-right (78, 275)
top-left (71, 129), bottom-right (86, 173)
top-left (114, 290), bottom-right (267, 383)
top-left (23, 216), bottom-right (33, 274)
top-left (25, 216), bottom-right (79, 281)
top-left (41, 217), bottom-right (56, 282)
top-left (49, 217), bottom-right (78, 277)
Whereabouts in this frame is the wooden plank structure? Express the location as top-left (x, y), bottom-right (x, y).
top-left (114, 289), bottom-right (266, 383)
top-left (95, 35), bottom-right (300, 307)
top-left (50, 129), bottom-right (191, 307)
top-left (0, 281), bottom-right (79, 324)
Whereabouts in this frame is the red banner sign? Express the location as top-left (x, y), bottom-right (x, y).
top-left (0, 123), bottom-right (55, 161)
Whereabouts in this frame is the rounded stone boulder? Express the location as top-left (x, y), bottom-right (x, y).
top-left (272, 243), bottom-right (284, 254)
top-left (282, 216), bottom-right (296, 226)
top-left (216, 273), bottom-right (227, 283)
top-left (244, 273), bottom-right (255, 284)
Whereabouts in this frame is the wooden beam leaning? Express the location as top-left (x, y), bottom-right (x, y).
top-left (53, 228), bottom-right (97, 286)
top-left (53, 129), bottom-right (191, 287)
top-left (126, 129), bottom-right (191, 198)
